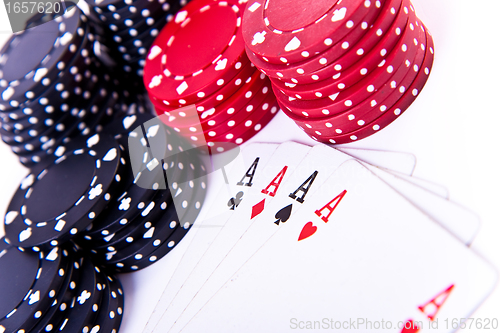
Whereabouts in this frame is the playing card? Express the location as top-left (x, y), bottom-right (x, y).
top-left (144, 143), bottom-right (423, 333)
top-left (167, 145), bottom-right (480, 332)
top-left (203, 142), bottom-right (280, 219)
top-left (149, 142), bottom-right (312, 333)
top-left (362, 163), bottom-right (480, 244)
top-left (178, 160), bottom-right (497, 333)
top-left (386, 169), bottom-right (450, 200)
top-left (142, 142), bottom-right (280, 333)
top-left (338, 147), bottom-right (416, 175)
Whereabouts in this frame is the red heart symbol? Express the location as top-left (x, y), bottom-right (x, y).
top-left (298, 222), bottom-right (317, 241)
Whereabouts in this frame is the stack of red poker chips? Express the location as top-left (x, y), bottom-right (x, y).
top-left (143, 0), bottom-right (279, 153)
top-left (242, 0), bottom-right (434, 144)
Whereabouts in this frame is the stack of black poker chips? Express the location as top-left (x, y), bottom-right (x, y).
top-left (0, 237), bottom-right (124, 333)
top-left (0, 5), bottom-right (134, 168)
top-left (3, 113), bottom-right (207, 273)
top-left (85, 0), bottom-right (190, 86)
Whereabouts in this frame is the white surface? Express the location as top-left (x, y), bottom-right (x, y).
top-left (0, 0), bottom-right (499, 331)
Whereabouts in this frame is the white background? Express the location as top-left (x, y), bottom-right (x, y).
top-left (0, 0), bottom-right (499, 331)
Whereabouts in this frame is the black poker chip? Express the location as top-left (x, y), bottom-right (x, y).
top-left (0, 4), bottom-right (145, 167)
top-left (93, 188), bottom-right (173, 252)
top-left (0, 238), bottom-right (40, 321)
top-left (86, 0), bottom-right (189, 87)
top-left (0, 7), bottom-right (86, 109)
top-left (58, 256), bottom-right (106, 333)
top-left (4, 133), bottom-right (123, 250)
top-left (0, 245), bottom-right (73, 332)
top-left (91, 135), bottom-right (207, 272)
top-left (28, 250), bottom-right (79, 333)
top-left (88, 274), bottom-right (124, 333)
top-left (0, 241), bottom-right (125, 333)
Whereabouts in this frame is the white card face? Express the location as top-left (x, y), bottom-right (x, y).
top-left (167, 144), bottom-right (357, 332)
top-left (145, 144), bottom-right (425, 333)
top-left (337, 147), bottom-right (416, 175)
top-left (154, 142), bottom-right (313, 333)
top-left (387, 169), bottom-right (450, 199)
top-left (180, 160), bottom-right (497, 333)
top-left (142, 142), bottom-right (280, 333)
top-left (362, 163), bottom-right (480, 244)
top-left (167, 145), bottom-right (480, 331)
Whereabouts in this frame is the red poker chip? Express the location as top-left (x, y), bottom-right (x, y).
top-left (151, 61), bottom-right (258, 114)
top-left (287, 18), bottom-right (427, 136)
top-left (272, 0), bottom-right (408, 87)
top-left (182, 86), bottom-right (279, 145)
top-left (169, 74), bottom-right (271, 138)
top-left (206, 92), bottom-right (280, 150)
top-left (244, 0), bottom-right (383, 80)
top-left (300, 24), bottom-right (434, 144)
top-left (242, 0), bottom-right (370, 65)
top-left (272, 0), bottom-right (411, 99)
top-left (274, 7), bottom-right (418, 119)
top-left (144, 0), bottom-right (250, 107)
top-left (200, 77), bottom-right (273, 139)
top-left (155, 71), bottom-right (268, 129)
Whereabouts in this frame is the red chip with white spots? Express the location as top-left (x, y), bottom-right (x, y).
top-left (144, 0), bottom-right (250, 108)
top-left (181, 87), bottom-right (279, 146)
top-left (244, 0), bottom-right (383, 80)
top-left (242, 0), bottom-right (370, 65)
top-left (189, 77), bottom-right (273, 139)
top-left (151, 61), bottom-right (257, 114)
top-left (274, 8), bottom-right (419, 119)
top-left (272, 0), bottom-right (411, 98)
top-left (299, 23), bottom-right (434, 144)
top-left (286, 18), bottom-right (427, 136)
top-left (155, 70), bottom-right (268, 130)
top-left (206, 92), bottom-right (280, 151)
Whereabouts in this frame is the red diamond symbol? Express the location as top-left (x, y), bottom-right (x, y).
top-left (251, 199), bottom-right (265, 219)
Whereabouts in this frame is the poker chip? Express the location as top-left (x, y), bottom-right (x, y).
top-left (144, 0), bottom-right (249, 107)
top-left (160, 70), bottom-right (268, 132)
top-left (88, 274), bottom-right (124, 333)
top-left (0, 8), bottom-right (86, 108)
top-left (102, 151), bottom-right (207, 273)
top-left (173, 74), bottom-right (274, 142)
top-left (74, 117), bottom-right (208, 272)
top-left (77, 117), bottom-right (174, 243)
top-left (0, 6), bottom-right (134, 167)
top-left (271, 0), bottom-right (411, 94)
top-left (87, 0), bottom-right (188, 87)
top-left (0, 240), bottom-right (125, 333)
top-left (241, 0), bottom-right (434, 143)
top-left (57, 256), bottom-right (105, 333)
top-left (1, 109), bottom-right (208, 273)
top-left (244, 0), bottom-right (384, 82)
top-left (151, 61), bottom-right (258, 115)
top-left (4, 133), bottom-right (122, 249)
top-left (87, 188), bottom-right (172, 251)
top-left (0, 238), bottom-right (40, 322)
top-left (27, 250), bottom-right (79, 333)
top-left (144, 0), bottom-right (278, 152)
top-left (274, 8), bottom-right (419, 118)
top-left (205, 88), bottom-right (279, 153)
top-left (0, 245), bottom-right (72, 332)
top-left (285, 18), bottom-right (427, 135)
top-left (301, 22), bottom-right (435, 144)
top-left (242, 0), bottom-right (371, 65)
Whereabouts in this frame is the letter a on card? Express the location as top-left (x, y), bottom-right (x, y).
top-left (251, 166), bottom-right (288, 219)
